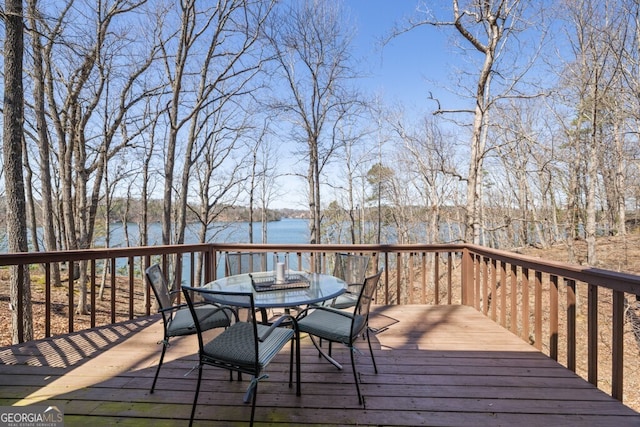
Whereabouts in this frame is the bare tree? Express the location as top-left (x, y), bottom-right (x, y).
top-left (265, 0), bottom-right (361, 252)
top-left (392, 0), bottom-right (537, 244)
top-left (329, 114), bottom-right (375, 245)
top-left (191, 104), bottom-right (247, 285)
top-left (391, 112), bottom-right (462, 244)
top-left (156, 0), bottom-right (275, 251)
top-left (557, 0), bottom-right (628, 264)
top-left (245, 115), bottom-right (280, 244)
top-left (33, 0), bottom-right (157, 313)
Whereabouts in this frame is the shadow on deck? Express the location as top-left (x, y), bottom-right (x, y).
top-left (0, 305), bottom-right (638, 426)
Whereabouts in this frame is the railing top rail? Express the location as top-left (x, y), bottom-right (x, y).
top-left (466, 243), bottom-right (640, 295)
top-left (209, 243), bottom-right (469, 252)
top-left (0, 244), bottom-right (212, 265)
top-left (0, 243), bottom-right (467, 265)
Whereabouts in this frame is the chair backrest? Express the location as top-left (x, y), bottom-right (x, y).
top-left (181, 285), bottom-right (259, 367)
top-left (351, 269), bottom-right (383, 336)
top-left (333, 253), bottom-right (370, 285)
top-left (146, 264), bottom-right (172, 311)
top-left (225, 252), bottom-right (263, 276)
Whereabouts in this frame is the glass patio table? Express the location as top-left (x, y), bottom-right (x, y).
top-left (201, 270), bottom-right (347, 309)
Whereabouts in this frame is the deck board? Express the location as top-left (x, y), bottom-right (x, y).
top-left (0, 305), bottom-right (638, 426)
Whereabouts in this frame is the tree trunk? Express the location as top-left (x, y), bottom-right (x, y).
top-left (585, 71), bottom-right (599, 265)
top-left (4, 0), bottom-right (33, 344)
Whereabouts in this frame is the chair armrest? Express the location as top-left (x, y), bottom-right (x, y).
top-left (258, 314), bottom-right (298, 342)
top-left (345, 283), bottom-right (362, 293)
top-left (158, 304), bottom-right (186, 314)
top-left (157, 301), bottom-right (224, 313)
top-left (296, 305), bottom-right (353, 320)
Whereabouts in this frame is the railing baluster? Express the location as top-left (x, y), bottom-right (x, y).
top-left (500, 261), bottom-right (507, 328)
top-left (510, 264), bottom-right (518, 332)
top-left (612, 289), bottom-right (624, 400)
top-left (550, 274), bottom-right (559, 361)
top-left (18, 264), bottom-right (25, 342)
top-left (408, 252), bottom-right (414, 304)
top-left (129, 256), bottom-right (135, 319)
top-left (433, 252), bottom-right (440, 305)
top-left (482, 257), bottom-right (489, 315)
top-left (420, 252), bottom-right (424, 304)
top-left (588, 283), bottom-right (598, 386)
top-left (91, 259), bottom-right (96, 328)
top-left (566, 279), bottom-right (576, 372)
top-left (475, 254), bottom-right (481, 310)
top-left (68, 264), bottom-right (74, 334)
top-left (396, 252), bottom-right (402, 305)
top-left (430, 252), bottom-right (440, 305)
top-left (45, 263), bottom-right (51, 338)
top-left (522, 268), bottom-right (529, 343)
top-left (534, 270), bottom-right (542, 350)
top-left (447, 252), bottom-right (452, 305)
top-left (111, 258), bottom-right (117, 324)
top-left (490, 258), bottom-right (497, 321)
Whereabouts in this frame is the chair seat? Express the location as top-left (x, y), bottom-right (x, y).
top-left (167, 305), bottom-right (230, 337)
top-left (297, 309), bottom-right (365, 344)
top-left (202, 322), bottom-right (294, 371)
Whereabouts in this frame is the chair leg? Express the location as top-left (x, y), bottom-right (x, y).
top-left (189, 363), bottom-right (204, 427)
top-left (259, 308), bottom-right (269, 324)
top-left (289, 338), bottom-right (294, 388)
top-left (289, 332), bottom-right (301, 396)
top-left (349, 344), bottom-right (363, 405)
top-left (295, 333), bottom-right (301, 396)
top-left (366, 328), bottom-right (378, 374)
top-left (150, 340), bottom-right (169, 393)
top-left (349, 327), bottom-right (378, 405)
top-left (308, 334), bottom-right (343, 369)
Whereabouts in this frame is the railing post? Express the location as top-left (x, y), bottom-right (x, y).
top-left (204, 244), bottom-right (215, 283)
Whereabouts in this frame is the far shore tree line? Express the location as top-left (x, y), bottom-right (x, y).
top-left (3, 1), bottom-right (640, 343)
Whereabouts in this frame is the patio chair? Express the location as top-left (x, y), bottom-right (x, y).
top-left (145, 264), bottom-right (232, 394)
top-left (181, 285), bottom-right (301, 426)
top-left (326, 253), bottom-right (371, 309)
top-left (295, 269), bottom-right (383, 404)
top-left (225, 251), bottom-right (273, 323)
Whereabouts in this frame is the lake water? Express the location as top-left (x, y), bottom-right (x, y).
top-left (107, 217), bottom-right (310, 247)
top-left (103, 218), bottom-right (312, 279)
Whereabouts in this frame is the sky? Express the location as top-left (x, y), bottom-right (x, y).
top-left (349, 1), bottom-right (452, 112)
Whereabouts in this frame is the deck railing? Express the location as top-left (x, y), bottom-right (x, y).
top-left (1, 242), bottom-right (639, 406)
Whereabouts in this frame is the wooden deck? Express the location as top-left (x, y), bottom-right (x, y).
top-left (0, 305), bottom-right (638, 426)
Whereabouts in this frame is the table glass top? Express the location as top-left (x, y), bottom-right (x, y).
top-left (203, 271), bottom-right (347, 308)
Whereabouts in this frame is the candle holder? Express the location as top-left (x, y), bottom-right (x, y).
top-left (273, 253), bottom-right (288, 284)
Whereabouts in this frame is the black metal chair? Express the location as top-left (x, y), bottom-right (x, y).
top-left (181, 285), bottom-right (301, 426)
top-left (296, 269), bottom-right (382, 404)
top-left (225, 252), bottom-right (263, 276)
top-left (145, 264), bottom-right (232, 393)
top-left (326, 253), bottom-right (371, 309)
top-left (225, 251), bottom-right (276, 323)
